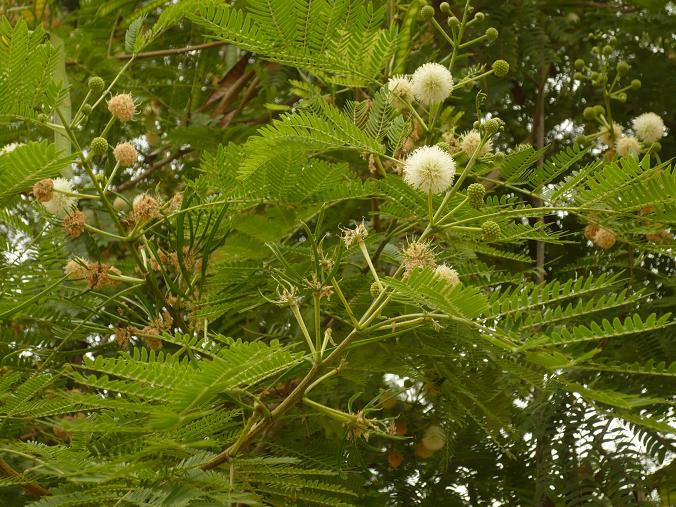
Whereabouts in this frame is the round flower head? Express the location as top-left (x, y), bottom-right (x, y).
top-left (0, 142), bottom-right (23, 155)
top-left (113, 142), bottom-right (138, 167)
top-left (434, 264), bottom-right (460, 287)
top-left (403, 240), bottom-right (436, 278)
top-left (632, 112), bottom-right (665, 143)
top-left (599, 122), bottom-right (622, 146)
top-left (63, 210), bottom-right (86, 238)
top-left (422, 425), bottom-right (446, 452)
top-left (593, 227), bottom-right (616, 249)
top-left (460, 129), bottom-right (491, 157)
top-left (411, 63), bottom-right (453, 106)
top-left (403, 145), bottom-right (456, 194)
top-left (387, 75), bottom-right (414, 108)
top-left (616, 136), bottom-right (641, 157)
top-left (43, 178), bottom-right (77, 217)
top-left (107, 93), bottom-right (135, 122)
top-left (132, 193), bottom-right (160, 223)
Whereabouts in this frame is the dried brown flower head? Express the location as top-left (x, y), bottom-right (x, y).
top-left (113, 142), bottom-right (138, 167)
top-left (32, 178), bottom-right (54, 202)
top-left (63, 210), bottom-right (86, 238)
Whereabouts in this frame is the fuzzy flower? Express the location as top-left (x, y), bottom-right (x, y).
top-left (341, 222), bottom-right (369, 248)
top-left (387, 76), bottom-right (414, 108)
top-left (599, 122), bottom-right (622, 146)
top-left (583, 223), bottom-right (599, 242)
top-left (64, 257), bottom-right (89, 280)
top-left (403, 145), bottom-right (456, 194)
top-left (460, 130), bottom-right (491, 157)
top-left (0, 142), bottom-right (23, 155)
top-left (434, 264), bottom-right (460, 287)
top-left (632, 112), bottom-right (665, 143)
top-left (616, 136), bottom-right (641, 157)
top-left (86, 262), bottom-right (121, 290)
top-left (411, 63), bottom-right (453, 106)
top-left (63, 210), bottom-right (86, 238)
top-left (113, 142), bottom-right (138, 167)
top-left (113, 196), bottom-right (128, 210)
top-left (422, 425), bottom-right (446, 452)
top-left (107, 93), bottom-right (136, 122)
top-left (32, 179), bottom-right (54, 202)
top-left (42, 178), bottom-right (77, 217)
top-left (132, 194), bottom-right (160, 223)
top-left (403, 240), bottom-right (436, 278)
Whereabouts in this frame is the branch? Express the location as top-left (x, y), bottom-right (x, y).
top-left (0, 457), bottom-right (51, 497)
top-left (116, 148), bottom-right (191, 192)
top-left (113, 41), bottom-right (228, 60)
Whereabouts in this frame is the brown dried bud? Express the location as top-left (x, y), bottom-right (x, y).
top-left (115, 327), bottom-right (131, 350)
top-left (64, 258), bottom-right (88, 280)
top-left (32, 178), bottom-right (54, 202)
top-left (593, 227), bottom-right (616, 249)
top-left (166, 192), bottom-right (183, 213)
top-left (63, 210), bottom-right (86, 238)
top-left (86, 262), bottom-right (121, 290)
top-left (113, 142), bottom-right (138, 167)
top-left (583, 223), bottom-right (599, 242)
top-left (107, 93), bottom-right (135, 122)
top-left (140, 326), bottom-right (162, 349)
top-left (403, 240), bottom-right (436, 278)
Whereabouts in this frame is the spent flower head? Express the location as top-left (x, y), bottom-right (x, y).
top-left (387, 76), bottom-right (414, 108)
top-left (460, 130), bottom-right (491, 157)
top-left (43, 178), bottom-right (77, 217)
top-left (616, 136), bottom-right (641, 157)
top-left (113, 142), bottom-right (138, 167)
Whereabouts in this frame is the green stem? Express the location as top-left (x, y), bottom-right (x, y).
top-left (358, 240), bottom-right (383, 291)
top-left (290, 303), bottom-right (317, 359)
top-left (83, 223), bottom-right (128, 241)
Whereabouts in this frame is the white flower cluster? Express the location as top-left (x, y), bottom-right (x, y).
top-left (598, 113), bottom-right (666, 158)
top-left (386, 63), bottom-right (453, 108)
top-left (403, 145), bottom-right (456, 194)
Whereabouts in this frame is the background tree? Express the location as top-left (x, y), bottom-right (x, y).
top-left (0, 0), bottom-right (674, 505)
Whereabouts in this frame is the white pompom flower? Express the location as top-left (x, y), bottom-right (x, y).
top-left (599, 122), bottom-right (622, 146)
top-left (403, 145), bottom-right (456, 194)
top-left (43, 178), bottom-right (77, 217)
top-left (387, 75), bottom-right (414, 107)
top-left (434, 264), bottom-right (460, 287)
top-left (632, 112), bottom-right (665, 143)
top-left (460, 129), bottom-right (491, 157)
top-left (616, 136), bottom-right (641, 157)
top-left (411, 63), bottom-right (453, 106)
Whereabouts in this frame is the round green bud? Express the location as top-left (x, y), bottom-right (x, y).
top-left (440, 2), bottom-right (451, 14)
top-left (467, 183), bottom-right (486, 209)
top-left (88, 76), bottom-right (105, 94)
top-left (474, 12), bottom-right (485, 22)
top-left (485, 27), bottom-right (499, 40)
top-left (590, 71), bottom-right (600, 81)
top-left (370, 282), bottom-right (381, 298)
top-left (593, 105), bottom-right (605, 115)
top-left (591, 46), bottom-right (600, 54)
top-left (583, 107), bottom-right (596, 120)
top-left (492, 59), bottom-right (509, 77)
top-left (617, 92), bottom-right (627, 103)
top-left (574, 59), bottom-right (585, 70)
top-left (616, 61), bottom-right (630, 75)
top-left (90, 136), bottom-right (108, 155)
top-left (448, 16), bottom-right (460, 28)
top-left (37, 113), bottom-right (49, 123)
top-left (482, 117), bottom-right (504, 136)
top-left (602, 45), bottom-right (612, 56)
top-left (481, 221), bottom-right (501, 242)
top-left (609, 36), bottom-right (617, 45)
top-left (82, 104), bottom-right (92, 115)
top-left (420, 5), bottom-right (435, 19)
top-left (494, 151), bottom-right (506, 162)
top-left (630, 79), bottom-right (641, 90)
top-left (575, 134), bottom-right (587, 146)
top-left (574, 72), bottom-right (585, 81)
top-left (473, 120), bottom-right (481, 129)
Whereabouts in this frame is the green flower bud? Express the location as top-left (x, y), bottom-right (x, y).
top-left (473, 120), bottom-right (481, 129)
top-left (609, 36), bottom-right (617, 45)
top-left (482, 117), bottom-right (504, 136)
top-left (602, 45), bottom-right (612, 56)
top-left (630, 79), bottom-right (641, 90)
top-left (467, 183), bottom-right (486, 209)
top-left (616, 92), bottom-right (627, 103)
top-left (481, 221), bottom-right (501, 241)
top-left (90, 136), bottom-right (108, 156)
top-left (591, 46), bottom-right (600, 54)
top-left (575, 134), bottom-right (587, 146)
top-left (574, 59), bottom-right (585, 70)
top-left (88, 76), bottom-right (105, 94)
top-left (420, 5), bottom-right (435, 19)
top-left (494, 151), bottom-right (506, 162)
top-left (590, 71), bottom-right (600, 81)
top-left (583, 107), bottom-right (596, 120)
top-left (593, 105), bottom-right (605, 116)
top-left (574, 72), bottom-right (585, 81)
top-left (448, 16), bottom-right (460, 28)
top-left (37, 113), bottom-right (49, 123)
top-left (82, 104), bottom-right (93, 116)
top-left (474, 12), bottom-right (485, 22)
top-left (485, 27), bottom-right (498, 41)
top-left (616, 61), bottom-right (630, 75)
top-left (440, 2), bottom-right (451, 14)
top-left (492, 59), bottom-right (509, 77)
top-left (370, 282), bottom-right (381, 298)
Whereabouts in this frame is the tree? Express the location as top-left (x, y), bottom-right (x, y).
top-left (0, 1), bottom-right (674, 505)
